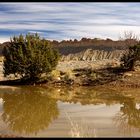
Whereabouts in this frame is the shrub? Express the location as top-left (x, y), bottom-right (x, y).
top-left (3, 33), bottom-right (60, 82)
top-left (120, 44), bottom-right (140, 71)
top-left (63, 70), bottom-right (75, 84)
top-left (50, 70), bottom-right (61, 80)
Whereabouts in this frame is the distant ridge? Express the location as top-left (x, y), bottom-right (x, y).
top-left (0, 37), bottom-right (138, 56)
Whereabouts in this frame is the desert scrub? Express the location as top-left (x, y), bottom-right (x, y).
top-left (63, 70), bottom-right (75, 84)
top-left (0, 56), bottom-right (4, 62)
top-left (3, 33), bottom-right (60, 82)
top-left (51, 70), bottom-right (61, 80)
top-left (46, 70), bottom-right (61, 81)
top-left (90, 72), bottom-right (97, 79)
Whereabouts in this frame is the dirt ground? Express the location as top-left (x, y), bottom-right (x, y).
top-left (56, 60), bottom-right (120, 72)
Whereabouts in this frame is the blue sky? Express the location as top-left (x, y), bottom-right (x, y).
top-left (0, 2), bottom-right (140, 43)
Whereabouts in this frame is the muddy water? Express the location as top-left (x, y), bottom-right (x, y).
top-left (0, 86), bottom-right (140, 137)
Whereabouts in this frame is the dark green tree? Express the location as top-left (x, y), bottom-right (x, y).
top-left (3, 33), bottom-right (60, 81)
top-left (120, 44), bottom-right (140, 71)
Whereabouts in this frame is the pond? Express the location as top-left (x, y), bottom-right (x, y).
top-left (0, 85), bottom-right (140, 137)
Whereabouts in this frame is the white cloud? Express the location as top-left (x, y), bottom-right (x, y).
top-left (0, 37), bottom-right (10, 43)
top-left (0, 3), bottom-right (140, 41)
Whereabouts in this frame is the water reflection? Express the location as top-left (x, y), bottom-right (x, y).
top-left (1, 87), bottom-right (59, 135)
top-left (114, 98), bottom-right (140, 136)
top-left (46, 86), bottom-right (140, 136)
top-left (0, 86), bottom-right (140, 136)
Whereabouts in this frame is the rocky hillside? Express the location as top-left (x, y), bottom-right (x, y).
top-left (61, 49), bottom-right (126, 61)
top-left (0, 37), bottom-right (138, 56)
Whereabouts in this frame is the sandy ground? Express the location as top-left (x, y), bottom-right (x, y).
top-left (56, 60), bottom-right (120, 72)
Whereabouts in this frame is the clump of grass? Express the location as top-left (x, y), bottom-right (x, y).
top-left (64, 70), bottom-right (74, 79)
top-left (65, 112), bottom-right (97, 137)
top-left (90, 72), bottom-right (97, 79)
top-left (0, 56), bottom-right (4, 62)
top-left (50, 70), bottom-right (61, 80)
top-left (63, 70), bottom-right (75, 84)
top-left (44, 70), bottom-right (61, 81)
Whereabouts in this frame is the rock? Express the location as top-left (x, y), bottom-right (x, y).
top-left (61, 49), bottom-right (125, 62)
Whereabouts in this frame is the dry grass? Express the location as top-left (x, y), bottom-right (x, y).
top-left (65, 112), bottom-right (97, 137)
top-left (0, 56), bottom-right (4, 62)
top-left (63, 70), bottom-right (75, 81)
top-left (50, 70), bottom-right (61, 80)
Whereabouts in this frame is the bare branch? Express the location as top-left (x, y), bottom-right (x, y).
top-left (119, 31), bottom-right (139, 47)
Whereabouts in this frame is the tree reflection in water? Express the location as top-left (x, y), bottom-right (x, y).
top-left (48, 86), bottom-right (140, 136)
top-left (1, 87), bottom-right (59, 136)
top-left (1, 86), bottom-right (140, 137)
top-left (113, 98), bottom-right (140, 136)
